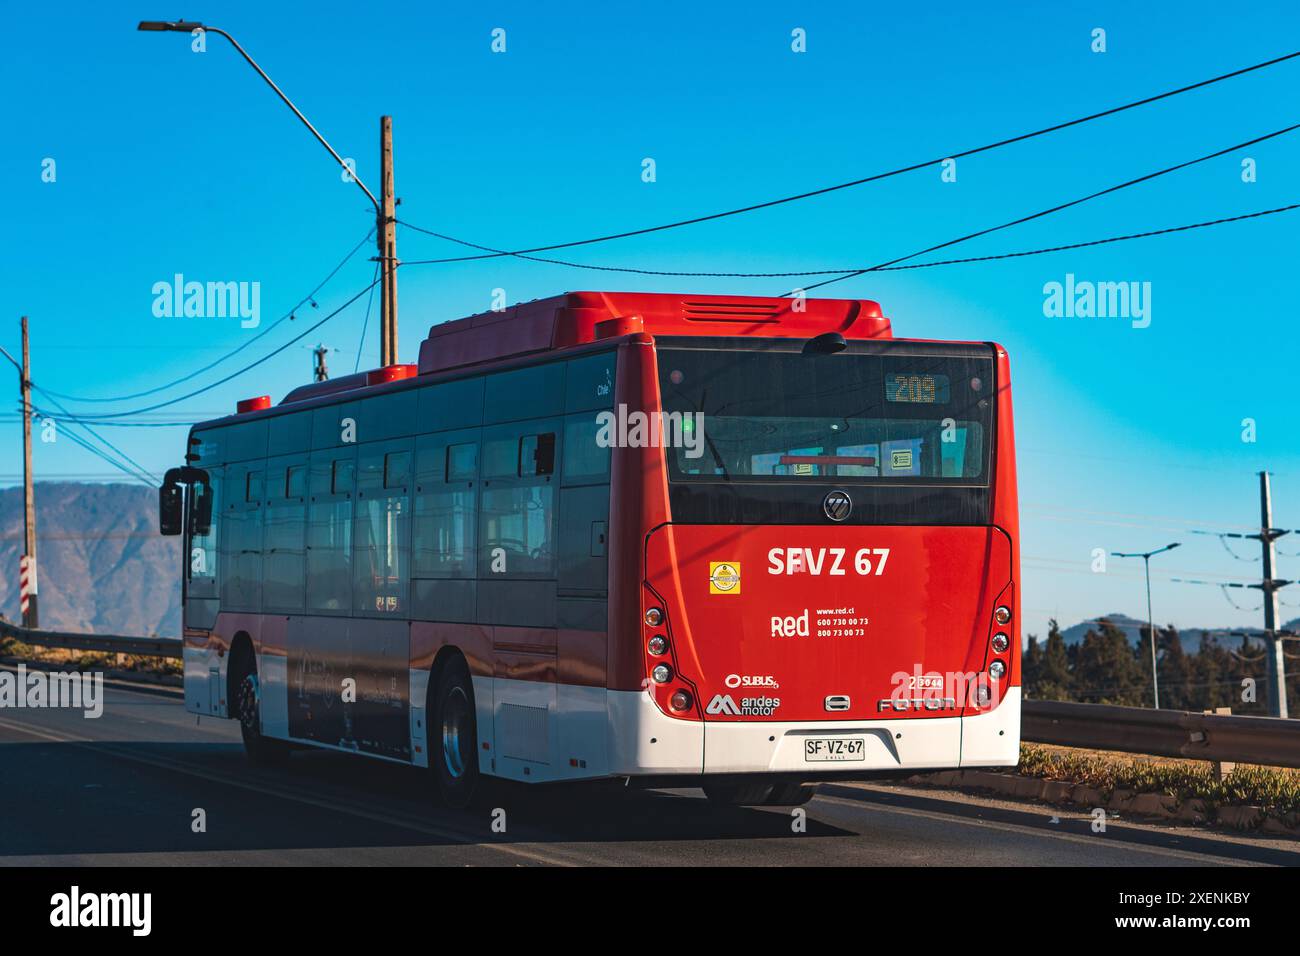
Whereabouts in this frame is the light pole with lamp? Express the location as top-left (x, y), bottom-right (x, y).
top-left (1112, 542), bottom-right (1180, 709)
top-left (137, 20), bottom-right (399, 365)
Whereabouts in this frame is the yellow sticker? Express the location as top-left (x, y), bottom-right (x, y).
top-left (709, 561), bottom-right (742, 595)
top-left (890, 449), bottom-right (913, 470)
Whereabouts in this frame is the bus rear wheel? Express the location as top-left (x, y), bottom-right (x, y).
top-left (234, 668), bottom-right (290, 768)
top-left (431, 656), bottom-right (479, 809)
top-left (764, 782), bottom-right (819, 806)
top-left (702, 779), bottom-right (774, 806)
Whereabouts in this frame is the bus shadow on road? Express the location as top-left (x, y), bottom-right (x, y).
top-left (0, 740), bottom-right (852, 860)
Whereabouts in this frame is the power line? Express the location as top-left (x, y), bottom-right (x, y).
top-left (37, 277), bottom-right (382, 422)
top-left (1215, 534), bottom-right (1261, 563)
top-left (46, 423), bottom-right (154, 488)
top-left (789, 121), bottom-right (1300, 294)
top-left (28, 390), bottom-right (160, 485)
top-left (1022, 503), bottom-right (1263, 532)
top-left (400, 202), bottom-right (1300, 276)
top-left (1220, 585), bottom-right (1264, 613)
top-left (354, 261), bottom-right (381, 374)
top-left (394, 48), bottom-right (1300, 263)
top-left (36, 228), bottom-right (374, 405)
top-left (0, 394), bottom-right (159, 488)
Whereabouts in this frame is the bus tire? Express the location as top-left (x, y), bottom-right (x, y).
top-left (764, 782), bottom-right (819, 806)
top-left (702, 779), bottom-right (773, 806)
top-left (234, 667), bottom-right (290, 768)
top-left (431, 656), bottom-right (479, 809)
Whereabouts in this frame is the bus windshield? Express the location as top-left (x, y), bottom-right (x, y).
top-left (656, 343), bottom-right (993, 485)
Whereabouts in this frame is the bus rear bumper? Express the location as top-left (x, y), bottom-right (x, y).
top-left (607, 687), bottom-right (1020, 777)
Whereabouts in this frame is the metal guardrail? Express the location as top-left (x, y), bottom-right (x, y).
top-left (0, 620), bottom-right (182, 660)
top-left (1023, 699), bottom-right (1300, 770)
top-left (3, 622), bottom-right (1298, 768)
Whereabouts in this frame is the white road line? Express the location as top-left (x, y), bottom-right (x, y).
top-left (811, 792), bottom-right (1262, 866)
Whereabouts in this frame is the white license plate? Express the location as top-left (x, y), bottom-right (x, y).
top-left (804, 737), bottom-right (866, 762)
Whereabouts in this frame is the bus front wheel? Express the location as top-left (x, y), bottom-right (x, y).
top-left (234, 668), bottom-right (290, 768)
top-left (431, 656), bottom-right (480, 809)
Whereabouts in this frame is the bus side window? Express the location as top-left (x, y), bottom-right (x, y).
top-left (353, 441), bottom-right (412, 615)
top-left (188, 471), bottom-right (221, 591)
top-left (519, 433), bottom-right (555, 477)
top-left (306, 451), bottom-right (354, 614)
top-left (479, 423), bottom-right (559, 578)
top-left (413, 438), bottom-right (478, 582)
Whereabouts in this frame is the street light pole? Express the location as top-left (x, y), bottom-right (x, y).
top-left (1114, 542), bottom-right (1180, 709)
top-left (137, 20), bottom-right (397, 365)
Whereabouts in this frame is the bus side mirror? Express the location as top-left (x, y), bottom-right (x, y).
top-left (159, 482), bottom-right (183, 536)
top-left (191, 484), bottom-right (213, 536)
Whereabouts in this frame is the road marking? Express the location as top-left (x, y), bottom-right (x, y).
top-left (0, 715), bottom-right (578, 867)
top-left (810, 791), bottom-right (1264, 866)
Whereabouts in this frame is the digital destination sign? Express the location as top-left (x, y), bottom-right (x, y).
top-left (885, 372), bottom-right (951, 404)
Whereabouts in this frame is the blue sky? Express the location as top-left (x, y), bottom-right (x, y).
top-left (2, 1), bottom-right (1298, 638)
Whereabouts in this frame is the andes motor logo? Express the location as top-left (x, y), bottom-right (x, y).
top-left (705, 693), bottom-right (782, 716)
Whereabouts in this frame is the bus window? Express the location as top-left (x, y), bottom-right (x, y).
top-left (658, 346), bottom-right (991, 484)
top-left (285, 464), bottom-right (307, 499)
top-left (519, 433), bottom-right (555, 477)
top-left (562, 414), bottom-right (610, 484)
top-left (306, 451), bottom-right (353, 613)
top-left (446, 442), bottom-right (476, 481)
top-left (384, 451), bottom-right (411, 489)
top-left (354, 443), bottom-right (411, 615)
top-left (188, 471), bottom-right (220, 591)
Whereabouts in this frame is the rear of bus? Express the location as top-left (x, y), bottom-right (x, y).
top-left (608, 321), bottom-right (1020, 803)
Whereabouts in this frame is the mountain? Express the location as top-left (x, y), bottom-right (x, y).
top-left (1055, 611), bottom-right (1300, 654)
top-left (0, 483), bottom-right (180, 637)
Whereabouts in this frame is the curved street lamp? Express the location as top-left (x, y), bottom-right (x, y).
top-left (1113, 542), bottom-right (1181, 709)
top-left (138, 20), bottom-right (398, 364)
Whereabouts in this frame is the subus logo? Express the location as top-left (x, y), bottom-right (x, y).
top-left (1042, 273), bottom-right (1151, 329)
top-left (594, 404), bottom-right (704, 458)
top-left (152, 273), bottom-right (262, 328)
top-left (725, 673), bottom-right (779, 689)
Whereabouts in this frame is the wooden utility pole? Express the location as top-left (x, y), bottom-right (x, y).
top-left (20, 316), bottom-right (38, 628)
top-left (379, 115), bottom-right (399, 367)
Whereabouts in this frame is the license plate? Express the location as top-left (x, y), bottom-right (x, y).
top-left (804, 737), bottom-right (866, 762)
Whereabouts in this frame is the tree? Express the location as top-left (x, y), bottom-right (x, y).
top-left (1074, 618), bottom-right (1145, 705)
top-left (1023, 633), bottom-right (1042, 695)
top-left (1157, 626), bottom-right (1192, 711)
top-left (1033, 619), bottom-right (1073, 701)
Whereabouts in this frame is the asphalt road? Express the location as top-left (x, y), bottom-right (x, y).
top-left (1, 672), bottom-right (1297, 866)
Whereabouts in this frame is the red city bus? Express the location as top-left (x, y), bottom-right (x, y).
top-left (161, 291), bottom-right (1021, 807)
